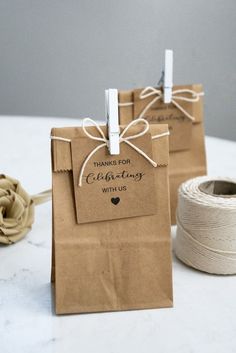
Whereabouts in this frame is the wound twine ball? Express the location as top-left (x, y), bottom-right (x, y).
top-left (174, 176), bottom-right (236, 275)
top-left (0, 174), bottom-right (51, 245)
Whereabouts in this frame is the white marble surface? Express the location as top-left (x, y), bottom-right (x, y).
top-left (1, 116), bottom-right (236, 353)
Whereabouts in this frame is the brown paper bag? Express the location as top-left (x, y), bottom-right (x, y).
top-left (51, 121), bottom-right (173, 314)
top-left (118, 84), bottom-right (207, 224)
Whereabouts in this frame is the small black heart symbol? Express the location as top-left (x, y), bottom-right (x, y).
top-left (111, 197), bottom-right (120, 205)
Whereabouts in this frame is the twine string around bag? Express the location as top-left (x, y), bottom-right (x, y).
top-left (51, 117), bottom-right (169, 187)
top-left (119, 86), bottom-right (204, 121)
top-left (174, 176), bottom-right (236, 275)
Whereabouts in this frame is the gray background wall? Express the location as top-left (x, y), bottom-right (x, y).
top-left (0, 0), bottom-right (235, 140)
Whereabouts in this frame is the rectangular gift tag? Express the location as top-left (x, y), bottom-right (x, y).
top-left (133, 88), bottom-right (193, 152)
top-left (71, 130), bottom-right (157, 224)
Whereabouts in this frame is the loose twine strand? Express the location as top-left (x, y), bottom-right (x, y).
top-left (174, 176), bottom-right (236, 275)
top-left (32, 189), bottom-right (52, 205)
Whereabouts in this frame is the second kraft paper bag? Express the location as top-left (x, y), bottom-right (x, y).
top-left (118, 84), bottom-right (207, 224)
top-left (51, 119), bottom-right (173, 314)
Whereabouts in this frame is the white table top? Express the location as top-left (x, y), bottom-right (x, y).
top-left (1, 116), bottom-right (236, 353)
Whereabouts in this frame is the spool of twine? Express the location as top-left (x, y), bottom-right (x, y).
top-left (174, 176), bottom-right (236, 275)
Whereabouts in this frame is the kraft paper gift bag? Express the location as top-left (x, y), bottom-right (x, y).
top-left (118, 84), bottom-right (207, 224)
top-left (51, 119), bottom-right (173, 314)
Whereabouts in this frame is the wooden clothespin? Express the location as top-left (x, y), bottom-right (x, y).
top-left (163, 49), bottom-right (173, 103)
top-left (105, 89), bottom-right (120, 155)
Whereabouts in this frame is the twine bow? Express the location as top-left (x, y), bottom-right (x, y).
top-left (78, 118), bottom-right (168, 187)
top-left (138, 86), bottom-right (204, 121)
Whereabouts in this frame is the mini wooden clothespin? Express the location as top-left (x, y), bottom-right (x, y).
top-left (105, 88), bottom-right (120, 155)
top-left (163, 49), bottom-right (173, 104)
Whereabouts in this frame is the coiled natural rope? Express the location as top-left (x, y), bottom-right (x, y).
top-left (0, 174), bottom-right (51, 245)
top-left (174, 176), bottom-right (236, 275)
